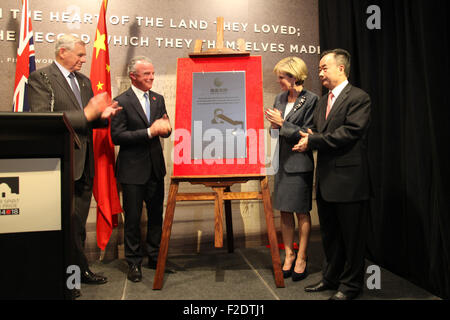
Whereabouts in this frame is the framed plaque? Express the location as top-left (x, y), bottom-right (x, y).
top-left (173, 56), bottom-right (265, 176)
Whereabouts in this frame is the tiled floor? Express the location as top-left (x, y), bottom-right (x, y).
top-left (78, 233), bottom-right (439, 301)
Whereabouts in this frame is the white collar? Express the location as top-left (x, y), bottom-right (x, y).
top-left (330, 79), bottom-right (349, 99)
top-left (131, 84), bottom-right (148, 98)
top-left (54, 60), bottom-right (72, 78)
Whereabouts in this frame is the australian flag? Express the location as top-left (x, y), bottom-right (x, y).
top-left (13, 0), bottom-right (35, 112)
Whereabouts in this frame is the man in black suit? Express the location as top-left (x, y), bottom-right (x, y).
top-left (111, 56), bottom-right (172, 282)
top-left (293, 49), bottom-right (371, 300)
top-left (28, 34), bottom-right (121, 297)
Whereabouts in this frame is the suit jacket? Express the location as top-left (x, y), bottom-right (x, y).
top-left (111, 87), bottom-right (170, 184)
top-left (28, 62), bottom-right (97, 180)
top-left (272, 89), bottom-right (318, 173)
top-left (308, 83), bottom-right (371, 202)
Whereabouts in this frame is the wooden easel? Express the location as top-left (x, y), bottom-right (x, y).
top-left (189, 17), bottom-right (249, 58)
top-left (152, 18), bottom-right (284, 290)
top-left (153, 175), bottom-right (284, 289)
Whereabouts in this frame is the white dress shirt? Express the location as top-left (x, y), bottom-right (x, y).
top-left (328, 79), bottom-right (349, 111)
top-left (284, 102), bottom-right (295, 119)
top-left (54, 60), bottom-right (80, 91)
top-left (131, 84), bottom-right (153, 138)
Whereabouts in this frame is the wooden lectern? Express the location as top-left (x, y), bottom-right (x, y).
top-left (0, 112), bottom-right (78, 299)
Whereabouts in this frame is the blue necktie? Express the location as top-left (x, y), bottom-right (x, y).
top-left (143, 92), bottom-right (151, 123)
top-left (68, 73), bottom-right (83, 109)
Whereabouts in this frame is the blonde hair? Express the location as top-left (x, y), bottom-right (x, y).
top-left (273, 57), bottom-right (308, 85)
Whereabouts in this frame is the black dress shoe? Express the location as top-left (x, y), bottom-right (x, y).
top-left (292, 259), bottom-right (308, 282)
top-left (329, 291), bottom-right (360, 300)
top-left (127, 264), bottom-right (142, 282)
top-left (283, 268), bottom-right (293, 278)
top-left (282, 255), bottom-right (296, 278)
top-left (70, 289), bottom-right (81, 299)
top-left (304, 281), bottom-right (337, 292)
top-left (81, 269), bottom-right (108, 285)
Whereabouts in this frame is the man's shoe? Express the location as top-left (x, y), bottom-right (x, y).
top-left (70, 288), bottom-right (81, 299)
top-left (127, 264), bottom-right (142, 282)
top-left (81, 269), bottom-right (108, 285)
top-left (304, 281), bottom-right (337, 292)
top-left (329, 291), bottom-right (360, 300)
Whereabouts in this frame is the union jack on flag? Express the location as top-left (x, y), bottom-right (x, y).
top-left (13, 0), bottom-right (36, 112)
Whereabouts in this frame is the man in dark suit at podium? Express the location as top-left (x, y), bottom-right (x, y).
top-left (293, 49), bottom-right (371, 300)
top-left (28, 34), bottom-right (121, 297)
top-left (111, 56), bottom-right (171, 283)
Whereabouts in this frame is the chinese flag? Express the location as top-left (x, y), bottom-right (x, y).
top-left (90, 0), bottom-right (123, 250)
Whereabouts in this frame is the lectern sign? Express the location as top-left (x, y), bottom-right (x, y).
top-left (0, 177), bottom-right (20, 216)
top-left (0, 158), bottom-right (61, 234)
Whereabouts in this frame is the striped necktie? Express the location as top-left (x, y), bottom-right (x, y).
top-left (68, 73), bottom-right (83, 109)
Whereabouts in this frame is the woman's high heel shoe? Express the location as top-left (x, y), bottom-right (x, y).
top-left (282, 255), bottom-right (296, 278)
top-left (292, 258), bottom-right (308, 282)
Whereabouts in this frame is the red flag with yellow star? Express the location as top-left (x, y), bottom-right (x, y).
top-left (90, 0), bottom-right (123, 250)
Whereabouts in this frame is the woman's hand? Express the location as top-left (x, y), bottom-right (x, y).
top-left (265, 108), bottom-right (283, 129)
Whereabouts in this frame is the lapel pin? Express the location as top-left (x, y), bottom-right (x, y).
top-left (293, 96), bottom-right (307, 111)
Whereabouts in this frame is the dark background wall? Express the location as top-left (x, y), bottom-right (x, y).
top-left (319, 0), bottom-right (450, 299)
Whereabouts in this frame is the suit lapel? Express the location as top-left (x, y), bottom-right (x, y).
top-left (320, 83), bottom-right (352, 131)
top-left (128, 88), bottom-right (149, 126)
top-left (49, 63), bottom-right (83, 110)
top-left (274, 91), bottom-right (288, 117)
top-left (75, 72), bottom-right (91, 107)
top-left (317, 97), bottom-right (328, 132)
top-left (285, 90), bottom-right (307, 121)
top-left (149, 91), bottom-right (159, 126)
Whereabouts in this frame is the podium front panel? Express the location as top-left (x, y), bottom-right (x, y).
top-left (0, 158), bottom-right (61, 234)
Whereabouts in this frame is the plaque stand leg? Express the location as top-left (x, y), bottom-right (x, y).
top-left (152, 175), bottom-right (285, 290)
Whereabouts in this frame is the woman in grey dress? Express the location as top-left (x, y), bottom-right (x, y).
top-left (265, 57), bottom-right (318, 281)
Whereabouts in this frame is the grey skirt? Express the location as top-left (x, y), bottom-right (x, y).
top-left (273, 169), bottom-right (313, 213)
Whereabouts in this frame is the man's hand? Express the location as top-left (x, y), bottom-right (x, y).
top-left (265, 108), bottom-right (283, 129)
top-left (149, 114), bottom-right (172, 137)
top-left (292, 128), bottom-right (313, 152)
top-left (84, 92), bottom-right (122, 121)
top-left (100, 100), bottom-right (122, 119)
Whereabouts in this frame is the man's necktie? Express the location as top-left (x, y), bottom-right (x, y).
top-left (143, 92), bottom-right (151, 123)
top-left (68, 73), bottom-right (83, 109)
top-left (325, 91), bottom-right (334, 120)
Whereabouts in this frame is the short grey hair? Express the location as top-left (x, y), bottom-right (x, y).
top-left (54, 34), bottom-right (85, 57)
top-left (127, 56), bottom-right (152, 74)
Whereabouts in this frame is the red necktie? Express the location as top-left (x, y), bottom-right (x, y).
top-left (325, 91), bottom-right (334, 120)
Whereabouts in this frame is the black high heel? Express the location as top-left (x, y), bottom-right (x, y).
top-left (292, 257), bottom-right (308, 282)
top-left (282, 254), bottom-right (297, 279)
